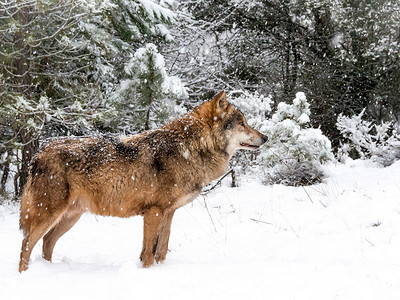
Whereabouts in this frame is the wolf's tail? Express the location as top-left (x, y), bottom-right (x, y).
top-left (19, 178), bottom-right (33, 237)
top-left (19, 156), bottom-right (70, 237)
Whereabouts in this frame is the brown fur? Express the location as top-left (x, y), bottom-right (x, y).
top-left (18, 91), bottom-right (267, 272)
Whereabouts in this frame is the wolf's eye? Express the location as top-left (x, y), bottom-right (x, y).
top-left (240, 121), bottom-right (245, 127)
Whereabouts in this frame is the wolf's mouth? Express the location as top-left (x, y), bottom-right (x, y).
top-left (240, 142), bottom-right (260, 149)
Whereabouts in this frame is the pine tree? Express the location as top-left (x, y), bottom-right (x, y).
top-left (111, 43), bottom-right (187, 132)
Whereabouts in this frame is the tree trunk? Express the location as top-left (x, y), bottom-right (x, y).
top-left (145, 106), bottom-right (151, 130)
top-left (13, 4), bottom-right (38, 198)
top-left (0, 149), bottom-right (12, 197)
top-left (230, 169), bottom-right (237, 188)
top-left (17, 129), bottom-right (39, 197)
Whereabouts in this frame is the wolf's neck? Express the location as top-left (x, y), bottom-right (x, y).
top-left (164, 115), bottom-right (231, 183)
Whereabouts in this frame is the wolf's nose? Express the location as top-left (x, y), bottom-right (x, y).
top-left (262, 135), bottom-right (268, 144)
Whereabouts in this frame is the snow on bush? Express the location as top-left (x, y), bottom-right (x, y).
top-left (261, 92), bottom-right (333, 185)
top-left (232, 91), bottom-right (333, 186)
top-left (230, 90), bottom-right (272, 132)
top-left (336, 109), bottom-right (400, 166)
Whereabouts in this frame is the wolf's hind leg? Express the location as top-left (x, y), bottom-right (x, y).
top-left (154, 208), bottom-right (175, 264)
top-left (19, 212), bottom-right (64, 272)
top-left (42, 206), bottom-right (83, 262)
top-left (140, 206), bottom-right (163, 268)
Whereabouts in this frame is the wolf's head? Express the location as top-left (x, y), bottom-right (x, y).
top-left (195, 91), bottom-right (268, 157)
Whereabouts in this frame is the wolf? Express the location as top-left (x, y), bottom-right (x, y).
top-left (18, 91), bottom-right (267, 272)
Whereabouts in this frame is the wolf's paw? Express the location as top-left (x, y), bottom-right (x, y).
top-left (19, 259), bottom-right (29, 273)
top-left (154, 253), bottom-right (166, 264)
top-left (140, 253), bottom-right (155, 268)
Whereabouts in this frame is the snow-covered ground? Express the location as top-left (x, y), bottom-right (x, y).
top-left (1, 159), bottom-right (400, 299)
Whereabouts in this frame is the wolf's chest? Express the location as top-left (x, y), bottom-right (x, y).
top-left (171, 191), bottom-right (200, 209)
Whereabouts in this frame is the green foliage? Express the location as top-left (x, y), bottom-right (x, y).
top-left (111, 43), bottom-right (187, 132)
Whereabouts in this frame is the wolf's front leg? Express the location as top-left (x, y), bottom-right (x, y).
top-left (141, 206), bottom-right (163, 267)
top-left (154, 208), bottom-right (175, 264)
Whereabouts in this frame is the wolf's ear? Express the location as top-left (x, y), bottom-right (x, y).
top-left (212, 91), bottom-right (228, 111)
